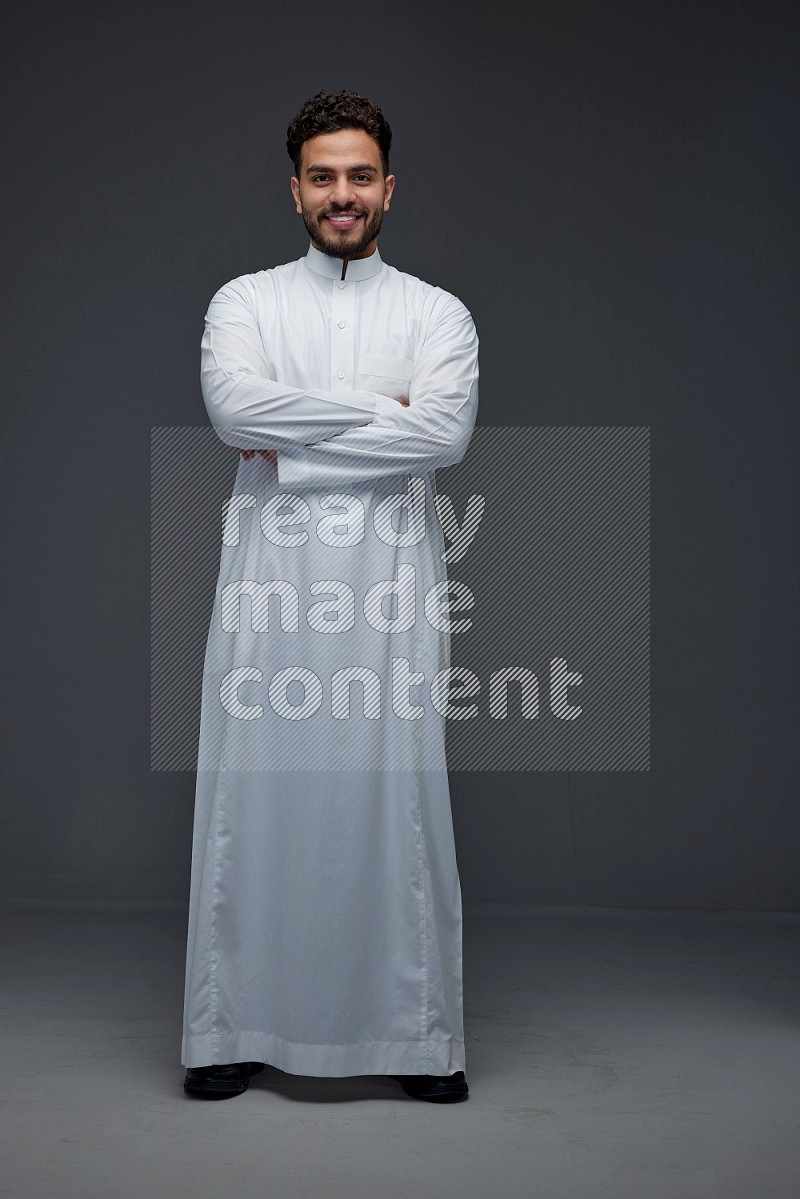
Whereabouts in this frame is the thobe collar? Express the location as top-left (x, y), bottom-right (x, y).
top-left (304, 240), bottom-right (384, 281)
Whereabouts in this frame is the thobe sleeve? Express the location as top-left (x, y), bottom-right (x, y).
top-left (200, 276), bottom-right (399, 449)
top-left (276, 292), bottom-right (479, 488)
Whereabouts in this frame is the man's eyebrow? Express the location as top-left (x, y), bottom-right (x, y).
top-left (305, 163), bottom-right (378, 175)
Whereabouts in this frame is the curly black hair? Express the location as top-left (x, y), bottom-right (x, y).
top-left (286, 89), bottom-right (392, 177)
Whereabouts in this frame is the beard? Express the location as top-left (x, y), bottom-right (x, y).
top-left (301, 204), bottom-right (384, 259)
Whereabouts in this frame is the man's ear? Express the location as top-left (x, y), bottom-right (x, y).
top-left (290, 176), bottom-right (302, 214)
top-left (383, 173), bottom-right (396, 211)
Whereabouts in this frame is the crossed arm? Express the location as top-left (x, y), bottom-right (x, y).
top-left (201, 274), bottom-right (479, 487)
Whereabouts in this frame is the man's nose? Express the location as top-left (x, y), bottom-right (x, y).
top-left (330, 177), bottom-right (357, 206)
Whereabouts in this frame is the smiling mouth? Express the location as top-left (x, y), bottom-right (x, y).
top-left (325, 213), bottom-right (361, 228)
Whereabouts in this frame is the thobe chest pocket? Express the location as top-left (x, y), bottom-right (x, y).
top-left (357, 352), bottom-right (415, 401)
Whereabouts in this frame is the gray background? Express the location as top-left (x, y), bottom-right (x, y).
top-left (2, 0), bottom-right (797, 909)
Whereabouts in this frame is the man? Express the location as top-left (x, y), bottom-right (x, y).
top-left (181, 90), bottom-right (479, 1104)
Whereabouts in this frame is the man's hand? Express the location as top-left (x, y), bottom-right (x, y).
top-left (238, 448), bottom-right (277, 463)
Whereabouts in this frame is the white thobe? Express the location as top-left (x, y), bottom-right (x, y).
top-left (181, 240), bottom-right (479, 1077)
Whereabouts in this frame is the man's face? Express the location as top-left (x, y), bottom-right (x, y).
top-left (290, 127), bottom-right (395, 260)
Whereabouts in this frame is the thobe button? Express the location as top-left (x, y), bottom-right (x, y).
top-left (338, 321), bottom-right (346, 329)
top-left (337, 370), bottom-right (346, 379)
top-left (337, 281), bottom-right (346, 289)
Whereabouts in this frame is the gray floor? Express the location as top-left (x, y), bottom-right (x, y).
top-left (2, 902), bottom-right (799, 1199)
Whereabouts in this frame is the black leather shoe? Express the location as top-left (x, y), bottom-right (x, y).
top-left (390, 1071), bottom-right (469, 1103)
top-left (184, 1061), bottom-right (266, 1099)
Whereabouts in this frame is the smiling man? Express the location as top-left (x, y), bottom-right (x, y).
top-left (292, 124), bottom-right (392, 261)
top-left (181, 90), bottom-right (479, 1105)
